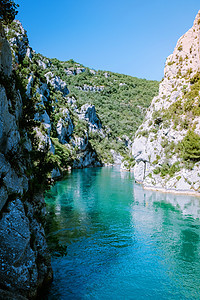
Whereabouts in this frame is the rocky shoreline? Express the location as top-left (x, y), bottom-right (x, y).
top-left (142, 184), bottom-right (200, 197)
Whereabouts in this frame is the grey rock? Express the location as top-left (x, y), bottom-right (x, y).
top-left (0, 199), bottom-right (38, 298)
top-left (110, 149), bottom-right (123, 165)
top-left (134, 161), bottom-right (146, 183)
top-left (51, 168), bottom-right (61, 179)
top-left (79, 104), bottom-right (102, 132)
top-left (76, 84), bottom-right (104, 92)
top-left (56, 108), bottom-right (74, 144)
top-left (72, 135), bottom-right (88, 151)
top-left (0, 187), bottom-right (8, 212)
top-left (26, 74), bottom-right (34, 97)
top-left (0, 23), bottom-right (12, 76)
top-left (0, 21), bottom-right (53, 298)
top-left (73, 149), bottom-right (101, 168)
top-left (45, 72), bottom-right (69, 95)
top-left (6, 20), bottom-right (30, 63)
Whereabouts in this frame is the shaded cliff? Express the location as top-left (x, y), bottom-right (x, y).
top-left (132, 11), bottom-right (200, 195)
top-left (0, 22), bottom-right (52, 299)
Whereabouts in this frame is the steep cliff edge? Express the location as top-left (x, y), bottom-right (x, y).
top-left (132, 11), bottom-right (200, 194)
top-left (0, 22), bottom-right (52, 299)
top-left (4, 20), bottom-right (158, 173)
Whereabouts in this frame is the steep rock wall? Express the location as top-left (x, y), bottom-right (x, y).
top-left (132, 11), bottom-right (200, 195)
top-left (0, 22), bottom-right (52, 299)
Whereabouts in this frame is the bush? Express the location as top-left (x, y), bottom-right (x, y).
top-left (52, 138), bottom-right (74, 171)
top-left (179, 130), bottom-right (200, 161)
top-left (177, 45), bottom-right (183, 51)
top-left (0, 0), bottom-right (19, 24)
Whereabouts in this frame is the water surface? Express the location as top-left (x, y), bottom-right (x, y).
top-left (45, 166), bottom-right (200, 299)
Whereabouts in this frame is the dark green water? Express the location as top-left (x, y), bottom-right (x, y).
top-left (45, 166), bottom-right (200, 299)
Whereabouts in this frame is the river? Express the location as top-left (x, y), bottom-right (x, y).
top-left (45, 166), bottom-right (200, 299)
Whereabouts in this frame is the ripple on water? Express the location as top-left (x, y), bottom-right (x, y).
top-left (45, 167), bottom-right (200, 299)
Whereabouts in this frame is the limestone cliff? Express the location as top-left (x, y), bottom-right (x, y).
top-left (5, 20), bottom-right (104, 173)
top-left (132, 11), bottom-right (200, 195)
top-left (0, 22), bottom-right (52, 299)
top-left (4, 20), bottom-right (158, 173)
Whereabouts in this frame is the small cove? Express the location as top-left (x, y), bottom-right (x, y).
top-left (45, 166), bottom-right (200, 299)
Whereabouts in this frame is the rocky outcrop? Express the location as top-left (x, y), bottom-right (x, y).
top-left (78, 104), bottom-right (103, 133)
top-left (4, 20), bottom-right (107, 170)
top-left (75, 84), bottom-right (104, 92)
top-left (4, 20), bottom-right (32, 63)
top-left (56, 108), bottom-right (74, 144)
top-left (45, 72), bottom-right (69, 95)
top-left (132, 11), bottom-right (200, 195)
top-left (73, 148), bottom-right (101, 168)
top-left (0, 24), bottom-right (12, 76)
top-left (0, 22), bottom-right (52, 298)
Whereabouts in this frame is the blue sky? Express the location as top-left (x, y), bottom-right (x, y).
top-left (16, 0), bottom-right (199, 80)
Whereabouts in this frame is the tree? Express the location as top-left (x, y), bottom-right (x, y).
top-left (0, 0), bottom-right (19, 24)
top-left (180, 130), bottom-right (200, 161)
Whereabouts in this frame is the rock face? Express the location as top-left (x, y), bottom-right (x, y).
top-left (0, 22), bottom-right (52, 299)
top-left (4, 20), bottom-right (32, 63)
top-left (4, 20), bottom-right (107, 170)
top-left (0, 24), bottom-right (12, 76)
top-left (45, 72), bottom-right (69, 95)
top-left (75, 84), bottom-right (104, 92)
top-left (56, 108), bottom-right (74, 143)
top-left (132, 11), bottom-right (200, 194)
top-left (78, 104), bottom-right (103, 133)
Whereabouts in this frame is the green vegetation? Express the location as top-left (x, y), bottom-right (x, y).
top-left (167, 61), bottom-right (175, 66)
top-left (151, 72), bottom-right (200, 133)
top-left (177, 45), bottom-right (183, 51)
top-left (48, 58), bottom-right (159, 139)
top-left (52, 138), bottom-right (75, 172)
top-left (122, 156), bottom-right (135, 170)
top-left (179, 130), bottom-right (200, 161)
top-left (0, 0), bottom-right (19, 24)
top-left (31, 55), bottom-right (158, 165)
top-left (153, 162), bottom-right (181, 178)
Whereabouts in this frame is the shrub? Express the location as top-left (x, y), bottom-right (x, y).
top-left (0, 0), bottom-right (19, 24)
top-left (52, 138), bottom-right (74, 170)
top-left (179, 130), bottom-right (200, 161)
top-left (190, 72), bottom-right (200, 84)
top-left (167, 61), bottom-right (175, 66)
top-left (177, 45), bottom-right (183, 51)
top-left (153, 167), bottom-right (160, 175)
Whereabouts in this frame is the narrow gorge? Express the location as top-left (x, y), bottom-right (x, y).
top-left (1, 4), bottom-right (200, 299)
top-left (0, 12), bottom-right (158, 299)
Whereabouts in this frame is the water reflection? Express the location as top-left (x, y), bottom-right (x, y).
top-left (132, 181), bottom-right (200, 299)
top-left (133, 183), bottom-right (200, 218)
top-left (45, 167), bottom-right (200, 299)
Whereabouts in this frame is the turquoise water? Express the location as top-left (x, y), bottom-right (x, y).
top-left (45, 166), bottom-right (200, 299)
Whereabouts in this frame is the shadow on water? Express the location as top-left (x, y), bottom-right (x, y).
top-left (44, 166), bottom-right (200, 299)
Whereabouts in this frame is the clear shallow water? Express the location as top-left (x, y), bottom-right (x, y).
top-left (45, 166), bottom-right (200, 299)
